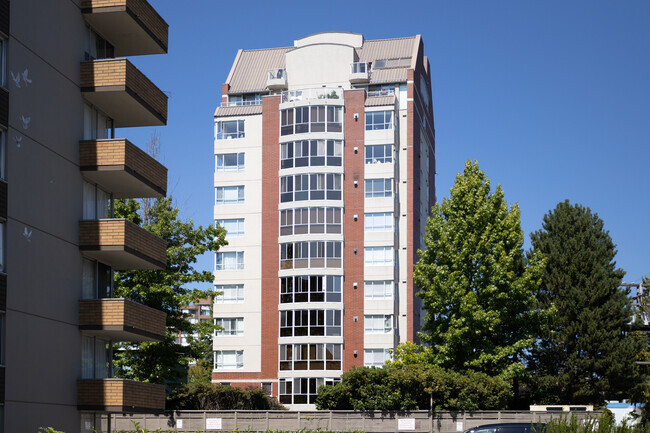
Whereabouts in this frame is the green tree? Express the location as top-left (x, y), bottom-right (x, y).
top-left (528, 200), bottom-right (645, 405)
top-left (112, 197), bottom-right (226, 394)
top-left (414, 160), bottom-right (546, 379)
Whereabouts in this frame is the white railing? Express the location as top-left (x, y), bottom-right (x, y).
top-left (268, 68), bottom-right (286, 80)
top-left (221, 100), bottom-right (262, 107)
top-left (350, 62), bottom-right (369, 74)
top-left (367, 89), bottom-right (395, 97)
top-left (281, 87), bottom-right (343, 103)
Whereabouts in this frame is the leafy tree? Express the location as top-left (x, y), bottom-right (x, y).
top-left (528, 200), bottom-right (645, 405)
top-left (167, 383), bottom-right (285, 410)
top-left (414, 160), bottom-right (546, 379)
top-left (112, 197), bottom-right (226, 394)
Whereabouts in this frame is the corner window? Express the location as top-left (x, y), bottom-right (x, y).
top-left (280, 106), bottom-right (343, 136)
top-left (216, 152), bottom-right (245, 172)
top-left (215, 185), bottom-right (244, 205)
top-left (365, 111), bottom-right (393, 130)
top-left (215, 317), bottom-right (243, 336)
top-left (216, 218), bottom-right (244, 238)
top-left (216, 120), bottom-right (245, 140)
top-left (216, 251), bottom-right (244, 271)
top-left (365, 178), bottom-right (393, 198)
top-left (215, 350), bottom-right (243, 369)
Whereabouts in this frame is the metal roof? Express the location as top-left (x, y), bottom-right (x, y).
top-left (213, 105), bottom-right (263, 117)
top-left (355, 37), bottom-right (416, 62)
top-left (227, 47), bottom-right (291, 94)
top-left (365, 95), bottom-right (396, 107)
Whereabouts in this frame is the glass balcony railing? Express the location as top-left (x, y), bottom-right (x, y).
top-left (281, 87), bottom-right (343, 103)
top-left (367, 89), bottom-right (395, 97)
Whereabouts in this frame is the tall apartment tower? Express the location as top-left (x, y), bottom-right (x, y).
top-left (1, 1), bottom-right (170, 431)
top-left (212, 32), bottom-right (435, 408)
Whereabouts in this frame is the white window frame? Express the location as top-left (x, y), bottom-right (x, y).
top-left (216, 119), bottom-right (245, 140)
top-left (215, 251), bottom-right (244, 271)
top-left (214, 350), bottom-right (243, 370)
top-left (216, 218), bottom-right (245, 238)
top-left (364, 280), bottom-right (394, 300)
top-left (215, 284), bottom-right (244, 303)
top-left (364, 315), bottom-right (393, 334)
top-left (364, 212), bottom-right (393, 232)
top-left (215, 185), bottom-right (244, 205)
top-left (365, 144), bottom-right (393, 164)
top-left (216, 152), bottom-right (245, 172)
top-left (364, 246), bottom-right (394, 266)
top-left (365, 178), bottom-right (393, 198)
top-left (215, 317), bottom-right (243, 336)
top-left (365, 110), bottom-right (393, 130)
top-left (364, 348), bottom-right (391, 367)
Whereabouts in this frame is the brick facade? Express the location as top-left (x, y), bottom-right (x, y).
top-left (77, 379), bottom-right (165, 412)
top-left (79, 298), bottom-right (166, 341)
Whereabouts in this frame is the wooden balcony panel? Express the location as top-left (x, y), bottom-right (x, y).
top-left (79, 219), bottom-right (166, 270)
top-left (81, 59), bottom-right (167, 127)
top-left (79, 298), bottom-right (166, 342)
top-left (77, 379), bottom-right (165, 413)
top-left (81, 0), bottom-right (168, 56)
top-left (80, 139), bottom-right (167, 198)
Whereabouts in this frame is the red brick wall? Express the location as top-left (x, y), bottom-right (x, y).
top-left (343, 90), bottom-right (366, 369)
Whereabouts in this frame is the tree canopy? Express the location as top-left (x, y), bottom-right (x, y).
top-left (528, 200), bottom-right (645, 405)
top-left (112, 197), bottom-right (226, 392)
top-left (414, 160), bottom-right (546, 378)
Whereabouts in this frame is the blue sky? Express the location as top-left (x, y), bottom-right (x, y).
top-left (122, 0), bottom-right (650, 285)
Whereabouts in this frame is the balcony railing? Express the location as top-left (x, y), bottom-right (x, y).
top-left (79, 298), bottom-right (166, 342)
top-left (367, 89), bottom-right (395, 97)
top-left (220, 100), bottom-right (262, 107)
top-left (281, 87), bottom-right (343, 103)
top-left (78, 379), bottom-right (165, 413)
top-left (267, 68), bottom-right (288, 90)
top-left (350, 62), bottom-right (370, 84)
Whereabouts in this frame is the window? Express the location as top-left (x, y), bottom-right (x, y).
top-left (216, 152), bottom-right (245, 172)
top-left (365, 111), bottom-right (393, 130)
top-left (81, 258), bottom-right (112, 299)
top-left (280, 343), bottom-right (342, 371)
top-left (215, 317), bottom-right (243, 336)
top-left (81, 335), bottom-right (110, 379)
top-left (85, 27), bottom-right (115, 60)
top-left (280, 309), bottom-right (341, 337)
top-left (280, 140), bottom-right (342, 168)
top-left (0, 222), bottom-right (4, 273)
top-left (280, 241), bottom-right (342, 269)
top-left (216, 119), bottom-right (245, 139)
top-left (365, 178), bottom-right (393, 198)
top-left (364, 348), bottom-right (391, 367)
top-left (215, 284), bottom-right (244, 303)
top-left (364, 246), bottom-right (394, 266)
top-left (280, 175), bottom-right (342, 202)
top-left (364, 315), bottom-right (393, 334)
top-left (217, 219), bottom-right (244, 238)
top-left (0, 38), bottom-right (5, 88)
top-left (0, 314), bottom-right (4, 365)
top-left (227, 94), bottom-right (262, 106)
top-left (215, 350), bottom-right (243, 369)
top-left (365, 144), bottom-right (392, 164)
top-left (365, 280), bottom-right (394, 300)
top-left (279, 377), bottom-right (340, 405)
top-left (0, 129), bottom-right (5, 180)
top-left (261, 382), bottom-right (273, 395)
top-left (365, 212), bottom-right (393, 232)
top-left (280, 275), bottom-right (342, 303)
top-left (215, 185), bottom-right (244, 205)
top-left (280, 106), bottom-right (343, 135)
top-left (82, 180), bottom-right (112, 219)
top-left (200, 305), bottom-right (211, 316)
top-left (216, 251), bottom-right (244, 270)
top-left (83, 103), bottom-right (113, 140)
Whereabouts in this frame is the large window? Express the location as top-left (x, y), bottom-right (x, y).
top-left (216, 251), bottom-right (244, 270)
top-left (364, 315), bottom-right (393, 334)
top-left (365, 212), bottom-right (393, 232)
top-left (215, 186), bottom-right (244, 205)
top-left (365, 144), bottom-right (392, 164)
top-left (280, 173), bottom-right (342, 202)
top-left (280, 140), bottom-right (343, 168)
top-left (214, 350), bottom-right (243, 370)
top-left (0, 38), bottom-right (6, 88)
top-left (81, 335), bottom-right (110, 379)
top-left (82, 258), bottom-right (112, 299)
top-left (281, 106), bottom-right (343, 135)
top-left (85, 27), bottom-right (114, 60)
top-left (364, 348), bottom-right (391, 367)
top-left (227, 94), bottom-right (262, 106)
top-left (279, 377), bottom-right (339, 405)
top-left (216, 120), bottom-right (245, 140)
top-left (280, 275), bottom-right (342, 303)
top-left (83, 103), bottom-right (113, 140)
top-left (365, 280), bottom-right (394, 300)
top-left (0, 222), bottom-right (4, 273)
top-left (280, 343), bottom-right (342, 371)
top-left (0, 129), bottom-right (6, 180)
top-left (215, 318), bottom-right (243, 336)
top-left (216, 152), bottom-right (245, 172)
top-left (82, 180), bottom-right (112, 219)
top-left (364, 246), bottom-right (394, 266)
top-left (365, 178), bottom-right (393, 198)
top-left (280, 207), bottom-right (342, 236)
top-left (365, 111), bottom-right (393, 130)
top-left (280, 309), bottom-right (342, 337)
top-left (215, 284), bottom-right (244, 303)
top-left (217, 219), bottom-right (244, 238)
top-left (280, 241), bottom-right (342, 269)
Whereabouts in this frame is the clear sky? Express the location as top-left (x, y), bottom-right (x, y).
top-left (122, 0), bottom-right (650, 285)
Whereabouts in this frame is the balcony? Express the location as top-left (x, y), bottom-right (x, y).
top-left (78, 379), bottom-right (165, 413)
top-left (81, 0), bottom-right (168, 56)
top-left (79, 298), bottom-right (166, 342)
top-left (79, 219), bottom-right (166, 270)
top-left (267, 68), bottom-right (287, 91)
top-left (81, 59), bottom-right (167, 127)
top-left (281, 87), bottom-right (343, 103)
top-left (349, 62), bottom-right (370, 84)
top-left (80, 139), bottom-right (167, 198)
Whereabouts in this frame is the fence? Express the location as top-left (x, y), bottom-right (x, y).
top-left (113, 410), bottom-right (599, 433)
